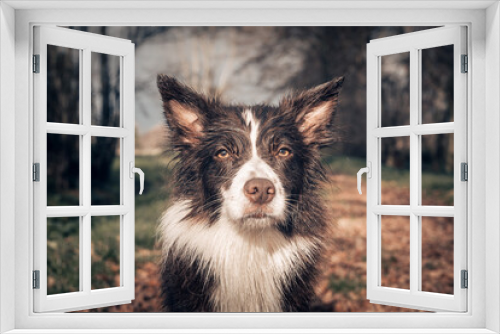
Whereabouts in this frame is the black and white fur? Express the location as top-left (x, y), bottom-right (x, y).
top-left (157, 75), bottom-right (344, 312)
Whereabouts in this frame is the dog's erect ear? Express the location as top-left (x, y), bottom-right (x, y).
top-left (157, 75), bottom-right (208, 146)
top-left (281, 77), bottom-right (344, 147)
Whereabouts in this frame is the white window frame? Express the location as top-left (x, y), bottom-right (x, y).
top-left (0, 1), bottom-right (499, 333)
top-left (33, 26), bottom-right (136, 313)
top-left (366, 26), bottom-right (468, 312)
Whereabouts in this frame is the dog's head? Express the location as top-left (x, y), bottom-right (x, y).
top-left (157, 75), bottom-right (343, 232)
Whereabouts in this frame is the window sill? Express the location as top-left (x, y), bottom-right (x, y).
top-left (3, 329), bottom-right (498, 334)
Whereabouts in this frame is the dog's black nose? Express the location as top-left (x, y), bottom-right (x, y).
top-left (244, 178), bottom-right (275, 205)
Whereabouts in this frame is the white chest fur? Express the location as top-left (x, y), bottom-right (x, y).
top-left (159, 201), bottom-right (316, 312)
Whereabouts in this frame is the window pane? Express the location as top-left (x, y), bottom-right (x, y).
top-left (421, 217), bottom-right (454, 294)
top-left (91, 137), bottom-right (120, 205)
top-left (47, 45), bottom-right (80, 124)
top-left (421, 134), bottom-right (454, 206)
top-left (381, 137), bottom-right (410, 205)
top-left (91, 52), bottom-right (121, 127)
top-left (421, 45), bottom-right (454, 124)
top-left (47, 134), bottom-right (80, 206)
top-left (47, 217), bottom-right (80, 295)
top-left (381, 215), bottom-right (410, 290)
top-left (380, 216), bottom-right (410, 289)
top-left (381, 52), bottom-right (410, 127)
top-left (91, 216), bottom-right (120, 290)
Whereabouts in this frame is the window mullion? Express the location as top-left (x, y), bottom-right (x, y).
top-left (417, 47), bottom-right (423, 293)
top-left (82, 47), bottom-right (92, 294)
top-left (409, 47), bottom-right (420, 294)
top-left (373, 123), bottom-right (455, 138)
top-left (78, 49), bottom-right (84, 293)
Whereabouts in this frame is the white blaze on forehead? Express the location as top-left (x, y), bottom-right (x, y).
top-left (243, 109), bottom-right (253, 126)
top-left (244, 109), bottom-right (259, 158)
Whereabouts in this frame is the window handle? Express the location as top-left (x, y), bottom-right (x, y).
top-left (357, 162), bottom-right (371, 195)
top-left (129, 162), bottom-right (144, 195)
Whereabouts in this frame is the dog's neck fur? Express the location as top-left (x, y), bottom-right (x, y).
top-left (159, 200), bottom-right (318, 312)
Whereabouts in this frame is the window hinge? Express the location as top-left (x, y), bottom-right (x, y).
top-left (461, 54), bottom-right (468, 73)
top-left (33, 163), bottom-right (40, 182)
top-left (33, 270), bottom-right (40, 289)
top-left (33, 54), bottom-right (40, 73)
top-left (461, 270), bottom-right (468, 289)
top-left (461, 162), bottom-right (468, 181)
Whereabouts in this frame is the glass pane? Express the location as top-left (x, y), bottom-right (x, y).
top-left (381, 215), bottom-right (410, 290)
top-left (421, 217), bottom-right (454, 294)
top-left (421, 134), bottom-right (454, 206)
top-left (421, 45), bottom-right (454, 124)
top-left (91, 52), bottom-right (121, 127)
top-left (47, 217), bottom-right (80, 295)
top-left (381, 52), bottom-right (410, 127)
top-left (47, 45), bottom-right (80, 124)
top-left (91, 216), bottom-right (120, 290)
top-left (381, 137), bottom-right (410, 205)
top-left (91, 137), bottom-right (120, 205)
top-left (47, 134), bottom-right (80, 206)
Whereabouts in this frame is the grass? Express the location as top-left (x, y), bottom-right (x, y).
top-left (324, 155), bottom-right (453, 202)
top-left (322, 155), bottom-right (368, 176)
top-left (328, 274), bottom-right (365, 298)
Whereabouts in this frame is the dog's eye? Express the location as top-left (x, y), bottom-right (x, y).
top-left (216, 149), bottom-right (230, 159)
top-left (277, 148), bottom-right (291, 157)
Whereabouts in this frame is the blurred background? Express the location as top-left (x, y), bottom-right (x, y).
top-left (46, 26), bottom-right (455, 312)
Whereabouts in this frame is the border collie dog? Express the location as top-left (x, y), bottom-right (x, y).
top-left (157, 75), bottom-right (344, 312)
